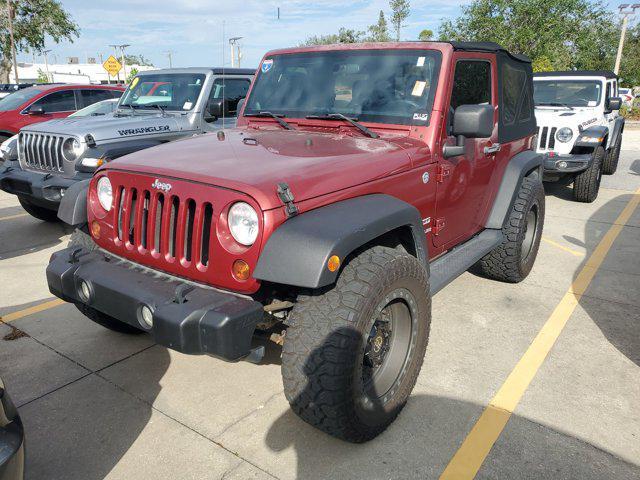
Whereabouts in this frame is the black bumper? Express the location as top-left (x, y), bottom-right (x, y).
top-left (542, 152), bottom-right (592, 175)
top-left (46, 247), bottom-right (264, 362)
top-left (0, 160), bottom-right (90, 209)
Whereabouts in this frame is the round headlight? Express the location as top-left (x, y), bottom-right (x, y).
top-left (62, 137), bottom-right (85, 161)
top-left (96, 176), bottom-right (113, 211)
top-left (228, 202), bottom-right (259, 246)
top-left (556, 127), bottom-right (573, 143)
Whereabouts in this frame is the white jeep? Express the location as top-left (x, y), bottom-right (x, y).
top-left (533, 70), bottom-right (625, 202)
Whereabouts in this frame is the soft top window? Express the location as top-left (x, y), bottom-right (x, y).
top-left (498, 54), bottom-right (535, 143)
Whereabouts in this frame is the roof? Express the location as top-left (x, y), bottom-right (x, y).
top-left (23, 83), bottom-right (123, 93)
top-left (534, 70), bottom-right (618, 79)
top-left (447, 41), bottom-right (532, 63)
top-left (138, 67), bottom-right (255, 76)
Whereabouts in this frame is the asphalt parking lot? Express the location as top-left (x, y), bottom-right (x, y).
top-left (1, 130), bottom-right (640, 480)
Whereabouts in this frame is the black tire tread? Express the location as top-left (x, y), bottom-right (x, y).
top-left (282, 246), bottom-right (430, 443)
top-left (68, 228), bottom-right (98, 251)
top-left (573, 146), bottom-right (604, 203)
top-left (602, 135), bottom-right (621, 175)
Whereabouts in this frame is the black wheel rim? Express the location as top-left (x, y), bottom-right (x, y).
top-left (362, 289), bottom-right (417, 405)
top-left (521, 205), bottom-right (538, 265)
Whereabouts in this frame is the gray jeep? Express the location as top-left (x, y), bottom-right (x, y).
top-left (0, 67), bottom-right (254, 221)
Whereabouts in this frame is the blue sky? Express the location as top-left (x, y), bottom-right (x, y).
top-left (19, 0), bottom-right (628, 69)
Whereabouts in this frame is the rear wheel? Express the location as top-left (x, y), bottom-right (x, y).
top-left (18, 196), bottom-right (59, 222)
top-left (573, 146), bottom-right (604, 203)
top-left (602, 135), bottom-right (621, 175)
top-left (282, 246), bottom-right (431, 443)
top-left (478, 176), bottom-right (544, 283)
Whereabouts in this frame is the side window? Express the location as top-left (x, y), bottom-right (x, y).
top-left (31, 90), bottom-right (77, 113)
top-left (207, 78), bottom-right (251, 117)
top-left (79, 89), bottom-right (117, 108)
top-left (451, 60), bottom-right (492, 109)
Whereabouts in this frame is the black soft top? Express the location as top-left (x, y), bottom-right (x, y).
top-left (534, 70), bottom-right (617, 79)
top-left (448, 41), bottom-right (532, 63)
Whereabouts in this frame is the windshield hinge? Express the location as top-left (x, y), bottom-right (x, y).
top-left (277, 182), bottom-right (298, 218)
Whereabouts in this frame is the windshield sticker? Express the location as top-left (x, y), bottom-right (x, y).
top-left (587, 100), bottom-right (597, 107)
top-left (413, 113), bottom-right (429, 122)
top-left (117, 125), bottom-right (170, 137)
top-left (183, 101), bottom-right (193, 110)
top-left (411, 80), bottom-right (427, 97)
top-left (261, 59), bottom-right (274, 73)
top-left (130, 77), bottom-right (139, 88)
top-left (416, 56), bottom-right (425, 67)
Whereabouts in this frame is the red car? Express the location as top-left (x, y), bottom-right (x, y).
top-left (0, 84), bottom-right (124, 143)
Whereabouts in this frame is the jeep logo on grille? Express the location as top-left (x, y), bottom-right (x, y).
top-left (151, 179), bottom-right (172, 192)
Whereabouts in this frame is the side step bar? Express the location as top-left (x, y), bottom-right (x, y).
top-left (430, 229), bottom-right (503, 295)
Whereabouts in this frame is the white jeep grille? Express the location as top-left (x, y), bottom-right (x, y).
top-left (19, 132), bottom-right (65, 173)
top-left (536, 126), bottom-right (557, 151)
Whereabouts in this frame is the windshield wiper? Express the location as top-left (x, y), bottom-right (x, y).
top-left (148, 104), bottom-right (166, 116)
top-left (305, 113), bottom-right (379, 139)
top-left (538, 102), bottom-right (574, 110)
top-left (245, 111), bottom-right (295, 130)
top-left (117, 103), bottom-right (138, 115)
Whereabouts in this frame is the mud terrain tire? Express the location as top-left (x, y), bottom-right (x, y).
top-left (602, 135), bottom-right (621, 175)
top-left (282, 246), bottom-right (431, 443)
top-left (478, 176), bottom-right (544, 283)
top-left (18, 196), bottom-right (59, 222)
top-left (573, 146), bottom-right (604, 202)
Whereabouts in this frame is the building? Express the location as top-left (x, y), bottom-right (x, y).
top-left (9, 61), bottom-right (155, 85)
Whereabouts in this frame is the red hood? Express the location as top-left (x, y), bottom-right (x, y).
top-left (105, 128), bottom-right (424, 210)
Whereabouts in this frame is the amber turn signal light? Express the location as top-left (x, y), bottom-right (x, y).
top-left (232, 259), bottom-right (251, 281)
top-left (91, 220), bottom-right (101, 239)
top-left (327, 255), bottom-right (340, 272)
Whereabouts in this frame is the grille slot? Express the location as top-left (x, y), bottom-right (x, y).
top-left (20, 132), bottom-right (66, 173)
top-left (539, 127), bottom-right (549, 149)
top-left (548, 127), bottom-right (557, 150)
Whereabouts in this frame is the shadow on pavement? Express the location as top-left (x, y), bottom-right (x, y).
top-left (0, 205), bottom-right (72, 260)
top-left (629, 159), bottom-right (640, 176)
top-left (542, 181), bottom-right (575, 201)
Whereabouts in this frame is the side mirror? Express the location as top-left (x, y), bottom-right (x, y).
top-left (205, 99), bottom-right (229, 122)
top-left (27, 105), bottom-right (45, 115)
top-left (443, 104), bottom-right (494, 158)
top-left (606, 96), bottom-right (622, 112)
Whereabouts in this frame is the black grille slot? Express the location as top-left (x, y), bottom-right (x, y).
top-left (184, 199), bottom-right (196, 262)
top-left (154, 193), bottom-right (164, 253)
top-left (540, 127), bottom-right (549, 149)
top-left (200, 203), bottom-right (213, 266)
top-left (117, 187), bottom-right (125, 241)
top-left (141, 191), bottom-right (150, 249)
top-left (169, 197), bottom-right (179, 258)
top-left (128, 189), bottom-right (138, 244)
top-left (548, 127), bottom-right (557, 150)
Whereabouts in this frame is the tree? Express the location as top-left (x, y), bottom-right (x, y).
top-left (367, 10), bottom-right (391, 42)
top-left (124, 54), bottom-right (153, 67)
top-left (438, 0), bottom-right (617, 71)
top-left (390, 0), bottom-right (410, 41)
top-left (619, 24), bottom-right (640, 87)
top-left (0, 0), bottom-right (79, 82)
top-left (301, 28), bottom-right (365, 46)
top-left (126, 67), bottom-right (139, 84)
top-left (36, 68), bottom-right (48, 83)
top-left (418, 29), bottom-right (433, 41)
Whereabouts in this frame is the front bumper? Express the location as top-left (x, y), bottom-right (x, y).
top-left (46, 247), bottom-right (264, 362)
top-left (541, 152), bottom-right (592, 174)
top-left (0, 160), bottom-right (90, 209)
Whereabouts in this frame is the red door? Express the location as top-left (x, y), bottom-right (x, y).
top-left (432, 54), bottom-right (501, 250)
top-left (16, 89), bottom-right (78, 129)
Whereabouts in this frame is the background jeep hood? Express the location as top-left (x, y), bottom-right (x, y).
top-left (534, 108), bottom-right (603, 130)
top-left (20, 113), bottom-right (186, 143)
top-left (105, 129), bottom-right (416, 210)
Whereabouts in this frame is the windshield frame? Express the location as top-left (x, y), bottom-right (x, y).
top-left (244, 48), bottom-right (443, 126)
top-left (533, 78), bottom-right (604, 108)
top-left (0, 87), bottom-right (41, 112)
top-left (118, 73), bottom-right (207, 112)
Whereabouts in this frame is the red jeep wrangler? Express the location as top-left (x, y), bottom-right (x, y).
top-left (47, 42), bottom-right (544, 442)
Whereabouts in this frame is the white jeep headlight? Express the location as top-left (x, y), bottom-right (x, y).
top-left (96, 176), bottom-right (113, 211)
top-left (62, 137), bottom-right (85, 161)
top-left (556, 127), bottom-right (573, 143)
top-left (228, 202), bottom-right (259, 246)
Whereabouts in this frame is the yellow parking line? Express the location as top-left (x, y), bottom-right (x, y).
top-left (0, 213), bottom-right (28, 222)
top-left (440, 188), bottom-right (640, 480)
top-left (541, 236), bottom-right (584, 257)
top-left (0, 299), bottom-right (65, 323)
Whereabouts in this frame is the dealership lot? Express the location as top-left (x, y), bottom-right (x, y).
top-left (1, 130), bottom-right (639, 479)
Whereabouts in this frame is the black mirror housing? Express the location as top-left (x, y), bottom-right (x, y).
top-left (206, 99), bottom-right (231, 121)
top-left (606, 96), bottom-right (622, 112)
top-left (452, 104), bottom-right (494, 138)
top-left (27, 105), bottom-right (45, 115)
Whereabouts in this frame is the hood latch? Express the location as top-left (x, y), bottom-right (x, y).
top-left (277, 182), bottom-right (298, 218)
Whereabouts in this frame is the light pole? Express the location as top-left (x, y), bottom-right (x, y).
top-left (229, 37), bottom-right (242, 68)
top-left (6, 0), bottom-right (18, 83)
top-left (614, 3), bottom-right (640, 75)
top-left (163, 50), bottom-right (175, 68)
top-left (42, 49), bottom-right (52, 82)
top-left (109, 44), bottom-right (130, 82)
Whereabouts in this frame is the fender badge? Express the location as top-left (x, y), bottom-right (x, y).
top-left (422, 171), bottom-right (430, 184)
top-left (151, 179), bottom-right (172, 192)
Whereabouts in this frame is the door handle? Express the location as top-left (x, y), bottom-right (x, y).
top-left (484, 143), bottom-right (501, 155)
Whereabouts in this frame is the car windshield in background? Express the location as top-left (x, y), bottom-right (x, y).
top-left (119, 73), bottom-right (206, 111)
top-left (0, 88), bottom-right (40, 111)
top-left (245, 49), bottom-right (441, 125)
top-left (534, 80), bottom-right (602, 107)
top-left (70, 99), bottom-right (118, 117)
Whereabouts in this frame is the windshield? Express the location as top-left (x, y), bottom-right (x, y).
top-left (245, 49), bottom-right (441, 125)
top-left (70, 99), bottom-right (117, 117)
top-left (534, 80), bottom-right (603, 107)
top-left (0, 88), bottom-right (40, 111)
top-left (119, 73), bottom-right (206, 111)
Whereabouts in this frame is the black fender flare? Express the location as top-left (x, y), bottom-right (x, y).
top-left (573, 125), bottom-right (609, 150)
top-left (609, 117), bottom-right (625, 148)
top-left (253, 194), bottom-right (428, 289)
top-left (485, 149), bottom-right (543, 230)
top-left (57, 179), bottom-right (90, 226)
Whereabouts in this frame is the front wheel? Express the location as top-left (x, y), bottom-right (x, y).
top-left (573, 146), bottom-right (604, 203)
top-left (602, 135), bottom-right (621, 175)
top-left (281, 246), bottom-right (431, 443)
top-left (18, 196), bottom-right (59, 222)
